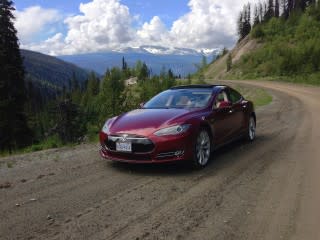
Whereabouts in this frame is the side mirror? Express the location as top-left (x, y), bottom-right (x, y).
top-left (219, 101), bottom-right (232, 108)
top-left (139, 102), bottom-right (145, 108)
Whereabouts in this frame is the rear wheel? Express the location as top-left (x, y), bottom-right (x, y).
top-left (193, 129), bottom-right (211, 168)
top-left (247, 116), bottom-right (256, 141)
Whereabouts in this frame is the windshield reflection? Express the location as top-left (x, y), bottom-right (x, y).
top-left (143, 89), bottom-right (212, 109)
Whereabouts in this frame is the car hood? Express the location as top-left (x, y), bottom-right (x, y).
top-left (109, 108), bottom-right (192, 136)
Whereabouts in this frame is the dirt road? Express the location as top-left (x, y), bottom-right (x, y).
top-left (1, 81), bottom-right (320, 240)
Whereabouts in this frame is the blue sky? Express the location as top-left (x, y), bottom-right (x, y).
top-left (14, 0), bottom-right (190, 27)
top-left (13, 0), bottom-right (251, 55)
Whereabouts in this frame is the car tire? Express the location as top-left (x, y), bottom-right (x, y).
top-left (193, 129), bottom-right (211, 168)
top-left (246, 115), bottom-right (256, 141)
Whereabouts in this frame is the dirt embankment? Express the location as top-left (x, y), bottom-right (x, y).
top-left (1, 81), bottom-right (320, 240)
top-left (205, 36), bottom-right (262, 80)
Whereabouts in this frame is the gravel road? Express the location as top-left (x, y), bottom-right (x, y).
top-left (1, 81), bottom-right (319, 240)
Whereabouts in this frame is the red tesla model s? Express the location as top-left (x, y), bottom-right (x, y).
top-left (99, 85), bottom-right (256, 168)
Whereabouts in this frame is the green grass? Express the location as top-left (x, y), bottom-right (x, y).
top-left (234, 85), bottom-right (272, 107)
top-left (0, 134), bottom-right (67, 157)
top-left (237, 87), bottom-right (272, 107)
top-left (24, 135), bottom-right (64, 153)
top-left (86, 123), bottom-right (100, 142)
top-left (207, 80), bottom-right (273, 108)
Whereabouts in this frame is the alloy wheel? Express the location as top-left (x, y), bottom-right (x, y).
top-left (248, 117), bottom-right (256, 141)
top-left (195, 130), bottom-right (211, 166)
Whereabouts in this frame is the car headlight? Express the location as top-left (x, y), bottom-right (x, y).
top-left (154, 124), bottom-right (191, 136)
top-left (102, 121), bottom-right (110, 134)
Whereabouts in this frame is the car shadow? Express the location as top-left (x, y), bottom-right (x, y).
top-left (108, 134), bottom-right (269, 176)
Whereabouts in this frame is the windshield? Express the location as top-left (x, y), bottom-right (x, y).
top-left (144, 89), bottom-right (213, 109)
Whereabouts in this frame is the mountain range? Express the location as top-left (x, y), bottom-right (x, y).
top-left (59, 46), bottom-right (220, 76)
top-left (114, 45), bottom-right (219, 56)
top-left (20, 46), bottom-right (220, 98)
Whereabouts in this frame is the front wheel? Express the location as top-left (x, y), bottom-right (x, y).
top-left (193, 129), bottom-right (211, 168)
top-left (247, 116), bottom-right (256, 141)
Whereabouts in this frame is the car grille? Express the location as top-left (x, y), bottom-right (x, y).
top-left (107, 151), bottom-right (152, 161)
top-left (105, 134), bottom-right (155, 153)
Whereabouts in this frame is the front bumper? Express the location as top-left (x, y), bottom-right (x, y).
top-left (99, 131), bottom-right (194, 163)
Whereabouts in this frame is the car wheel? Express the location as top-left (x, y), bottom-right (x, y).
top-left (193, 129), bottom-right (211, 168)
top-left (247, 116), bottom-right (256, 141)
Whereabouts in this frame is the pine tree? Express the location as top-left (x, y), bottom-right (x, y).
top-left (167, 69), bottom-right (174, 79)
top-left (246, 3), bottom-right (252, 32)
top-left (122, 56), bottom-right (127, 71)
top-left (51, 98), bottom-right (84, 143)
top-left (259, 2), bottom-right (265, 22)
top-left (288, 0), bottom-right (294, 15)
top-left (282, 0), bottom-right (289, 18)
top-left (70, 72), bottom-right (82, 104)
top-left (237, 11), bottom-right (244, 39)
top-left (253, 4), bottom-right (260, 25)
top-left (97, 67), bottom-right (125, 120)
top-left (0, 0), bottom-right (31, 151)
top-left (243, 4), bottom-right (252, 38)
top-left (265, 0), bottom-right (275, 20)
top-left (275, 0), bottom-right (280, 17)
top-left (237, 4), bottom-right (251, 40)
top-left (264, 2), bottom-right (268, 18)
top-left (238, 3), bottom-right (251, 41)
top-left (296, 0), bottom-right (307, 11)
top-left (87, 72), bottom-right (100, 97)
top-left (121, 56), bottom-right (130, 78)
top-left (138, 63), bottom-right (149, 81)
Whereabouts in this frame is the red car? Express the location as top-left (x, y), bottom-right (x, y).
top-left (99, 85), bottom-right (256, 168)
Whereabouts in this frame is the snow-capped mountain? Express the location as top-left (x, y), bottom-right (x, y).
top-left (114, 45), bottom-right (220, 56)
top-left (59, 45), bottom-right (221, 76)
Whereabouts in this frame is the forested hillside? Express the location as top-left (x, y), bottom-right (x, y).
top-left (206, 0), bottom-right (320, 85)
top-left (23, 60), bottom-right (183, 152)
top-left (21, 49), bottom-right (90, 93)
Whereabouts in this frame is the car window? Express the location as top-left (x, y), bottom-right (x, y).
top-left (144, 89), bottom-right (212, 109)
top-left (214, 90), bottom-right (229, 109)
top-left (228, 88), bottom-right (242, 104)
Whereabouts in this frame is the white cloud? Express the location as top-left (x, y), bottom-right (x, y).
top-left (62, 0), bottom-right (133, 53)
top-left (20, 0), bottom-right (255, 55)
top-left (21, 33), bottom-right (66, 56)
top-left (14, 6), bottom-right (60, 43)
top-left (170, 0), bottom-right (252, 49)
top-left (137, 16), bottom-right (170, 45)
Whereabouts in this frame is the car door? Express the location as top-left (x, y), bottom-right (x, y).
top-left (227, 88), bottom-right (246, 137)
top-left (208, 90), bottom-right (234, 146)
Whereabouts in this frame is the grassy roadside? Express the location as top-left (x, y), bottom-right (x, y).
top-left (224, 73), bottom-right (320, 86)
top-left (233, 84), bottom-right (273, 107)
top-left (0, 135), bottom-right (76, 158)
top-left (206, 79), bottom-right (273, 108)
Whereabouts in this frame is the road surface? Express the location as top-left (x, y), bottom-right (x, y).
top-left (0, 80), bottom-right (319, 240)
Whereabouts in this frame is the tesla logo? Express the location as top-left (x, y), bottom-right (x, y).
top-left (120, 134), bottom-right (128, 142)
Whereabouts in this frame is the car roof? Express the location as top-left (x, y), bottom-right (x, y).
top-left (170, 84), bottom-right (228, 93)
